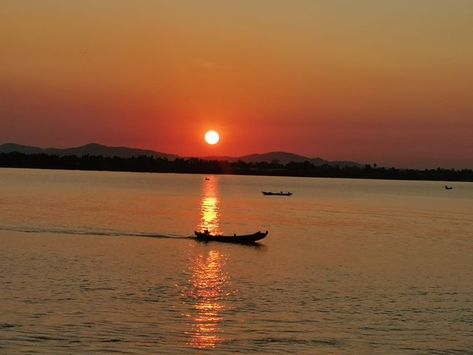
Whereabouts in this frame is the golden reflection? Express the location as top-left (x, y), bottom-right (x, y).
top-left (187, 249), bottom-right (228, 349)
top-left (184, 177), bottom-right (229, 349)
top-left (198, 177), bottom-right (220, 235)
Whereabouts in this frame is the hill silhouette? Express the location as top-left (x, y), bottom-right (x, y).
top-left (1, 143), bottom-right (471, 181)
top-left (0, 143), bottom-right (177, 160)
top-left (236, 152), bottom-right (361, 168)
top-left (0, 143), bottom-right (361, 167)
top-left (0, 143), bottom-right (43, 155)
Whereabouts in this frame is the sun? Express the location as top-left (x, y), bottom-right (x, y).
top-left (205, 130), bottom-right (220, 145)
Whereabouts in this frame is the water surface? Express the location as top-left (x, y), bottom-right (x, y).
top-left (0, 168), bottom-right (472, 353)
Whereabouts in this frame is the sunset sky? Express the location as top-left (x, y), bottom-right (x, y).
top-left (1, 1), bottom-right (472, 168)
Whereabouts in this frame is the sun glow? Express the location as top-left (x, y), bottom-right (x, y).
top-left (205, 130), bottom-right (220, 145)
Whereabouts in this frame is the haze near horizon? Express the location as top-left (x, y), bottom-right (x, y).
top-left (1, 1), bottom-right (472, 168)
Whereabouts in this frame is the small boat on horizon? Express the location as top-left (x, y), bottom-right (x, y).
top-left (194, 230), bottom-right (268, 243)
top-left (262, 191), bottom-right (293, 196)
top-left (445, 185), bottom-right (453, 190)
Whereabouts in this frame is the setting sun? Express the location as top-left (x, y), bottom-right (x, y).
top-left (205, 130), bottom-right (220, 145)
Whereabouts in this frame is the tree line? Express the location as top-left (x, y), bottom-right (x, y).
top-left (0, 152), bottom-right (471, 181)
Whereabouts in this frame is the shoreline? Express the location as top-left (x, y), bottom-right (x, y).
top-left (1, 164), bottom-right (472, 183)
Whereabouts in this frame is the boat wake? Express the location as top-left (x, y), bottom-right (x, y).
top-left (0, 225), bottom-right (190, 240)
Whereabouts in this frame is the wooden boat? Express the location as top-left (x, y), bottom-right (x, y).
top-left (262, 191), bottom-right (292, 196)
top-left (194, 230), bottom-right (268, 243)
top-left (445, 185), bottom-right (453, 190)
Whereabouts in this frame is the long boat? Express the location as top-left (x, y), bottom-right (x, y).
top-left (194, 230), bottom-right (268, 243)
top-left (262, 191), bottom-right (292, 196)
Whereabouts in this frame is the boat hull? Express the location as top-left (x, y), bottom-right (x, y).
top-left (262, 191), bottom-right (292, 196)
top-left (194, 231), bottom-right (268, 243)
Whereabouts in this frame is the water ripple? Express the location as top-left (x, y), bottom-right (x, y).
top-left (0, 225), bottom-right (187, 240)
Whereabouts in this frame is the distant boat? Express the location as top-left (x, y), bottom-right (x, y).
top-left (194, 230), bottom-right (268, 243)
top-left (204, 177), bottom-right (210, 180)
top-left (262, 191), bottom-right (292, 196)
top-left (445, 185), bottom-right (453, 190)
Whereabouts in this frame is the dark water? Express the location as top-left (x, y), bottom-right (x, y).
top-left (0, 168), bottom-right (472, 353)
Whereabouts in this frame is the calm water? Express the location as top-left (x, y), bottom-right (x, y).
top-left (0, 168), bottom-right (472, 354)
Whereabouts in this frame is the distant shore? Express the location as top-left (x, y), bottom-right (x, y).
top-left (0, 152), bottom-right (472, 182)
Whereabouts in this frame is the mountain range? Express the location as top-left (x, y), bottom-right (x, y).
top-left (0, 143), bottom-right (362, 167)
top-left (0, 143), bottom-right (178, 160)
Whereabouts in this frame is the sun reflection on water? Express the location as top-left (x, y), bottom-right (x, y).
top-left (198, 177), bottom-right (220, 235)
top-left (184, 176), bottom-right (231, 349)
top-left (187, 249), bottom-right (228, 349)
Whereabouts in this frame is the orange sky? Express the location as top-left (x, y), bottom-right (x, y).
top-left (1, 1), bottom-right (472, 168)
